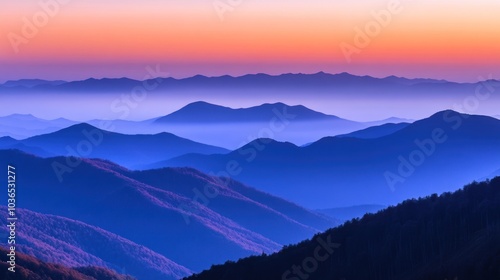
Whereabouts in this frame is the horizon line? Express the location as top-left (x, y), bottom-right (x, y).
top-left (3, 71), bottom-right (493, 85)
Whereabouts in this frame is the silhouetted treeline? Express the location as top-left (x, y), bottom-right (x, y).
top-left (185, 177), bottom-right (500, 280)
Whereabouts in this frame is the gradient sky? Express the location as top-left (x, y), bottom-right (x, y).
top-left (1, 0), bottom-right (499, 82)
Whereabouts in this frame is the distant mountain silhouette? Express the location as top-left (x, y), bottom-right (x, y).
top-left (381, 75), bottom-right (449, 85)
top-left (4, 73), bottom-right (497, 98)
top-left (0, 103), bottom-right (418, 149)
top-left (0, 105), bottom-right (413, 149)
top-left (2, 74), bottom-right (499, 138)
top-left (183, 177), bottom-right (500, 280)
top-left (154, 102), bottom-right (341, 123)
top-left (0, 72), bottom-right (474, 92)
top-left (1, 79), bottom-right (66, 88)
top-left (336, 122), bottom-right (410, 139)
top-left (0, 206), bottom-right (191, 280)
top-left (23, 77), bottom-right (141, 92)
top-left (0, 141), bottom-right (53, 157)
top-left (0, 136), bottom-right (17, 146)
top-left (5, 123), bottom-right (229, 167)
top-left (0, 246), bottom-right (134, 280)
top-left (0, 150), bottom-right (336, 273)
top-left (156, 111), bottom-right (500, 208)
top-left (1, 134), bottom-right (54, 156)
top-left (0, 114), bottom-right (76, 139)
top-left (150, 101), bottom-right (378, 148)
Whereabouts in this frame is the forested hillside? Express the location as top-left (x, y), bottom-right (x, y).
top-left (185, 177), bottom-right (500, 280)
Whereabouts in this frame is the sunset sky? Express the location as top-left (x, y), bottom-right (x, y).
top-left (1, 0), bottom-right (499, 82)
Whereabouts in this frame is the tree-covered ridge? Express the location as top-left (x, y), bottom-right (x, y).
top-left (185, 177), bottom-right (500, 280)
top-left (0, 247), bottom-right (135, 280)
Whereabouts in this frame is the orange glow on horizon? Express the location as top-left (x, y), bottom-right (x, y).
top-left (1, 0), bottom-right (499, 81)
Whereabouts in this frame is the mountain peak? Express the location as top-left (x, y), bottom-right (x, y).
top-left (429, 109), bottom-right (461, 118)
top-left (60, 122), bottom-right (102, 132)
top-left (182, 101), bottom-right (227, 109)
top-left (155, 102), bottom-right (340, 123)
top-left (236, 138), bottom-right (299, 153)
top-left (1, 113), bottom-right (37, 120)
top-left (26, 122), bottom-right (108, 139)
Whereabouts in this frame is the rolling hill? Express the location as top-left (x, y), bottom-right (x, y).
top-left (150, 101), bottom-right (371, 148)
top-left (1, 123), bottom-right (229, 168)
top-left (0, 149), bottom-right (336, 273)
top-left (0, 103), bottom-right (409, 149)
top-left (0, 246), bottom-right (134, 280)
top-left (0, 114), bottom-right (76, 139)
top-left (154, 101), bottom-right (342, 123)
top-left (0, 206), bottom-right (191, 280)
top-left (155, 110), bottom-right (500, 208)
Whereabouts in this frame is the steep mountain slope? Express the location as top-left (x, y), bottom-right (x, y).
top-left (0, 246), bottom-right (134, 280)
top-left (159, 111), bottom-right (500, 208)
top-left (184, 177), bottom-right (500, 280)
top-left (130, 168), bottom-right (338, 243)
top-left (10, 123), bottom-right (229, 167)
top-left (0, 206), bottom-right (192, 280)
top-left (0, 149), bottom-right (335, 272)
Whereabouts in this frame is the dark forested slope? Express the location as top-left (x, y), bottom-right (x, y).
top-left (185, 177), bottom-right (500, 280)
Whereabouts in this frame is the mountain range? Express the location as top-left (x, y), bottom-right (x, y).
top-left (2, 73), bottom-right (498, 93)
top-left (151, 102), bottom-right (394, 148)
top-left (1, 79), bottom-right (66, 88)
top-left (2, 73), bottom-right (499, 138)
top-left (0, 123), bottom-right (229, 168)
top-left (151, 110), bottom-right (500, 208)
top-left (0, 114), bottom-right (76, 139)
top-left (0, 102), bottom-right (412, 149)
top-left (0, 149), bottom-right (337, 277)
top-left (0, 206), bottom-right (192, 280)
